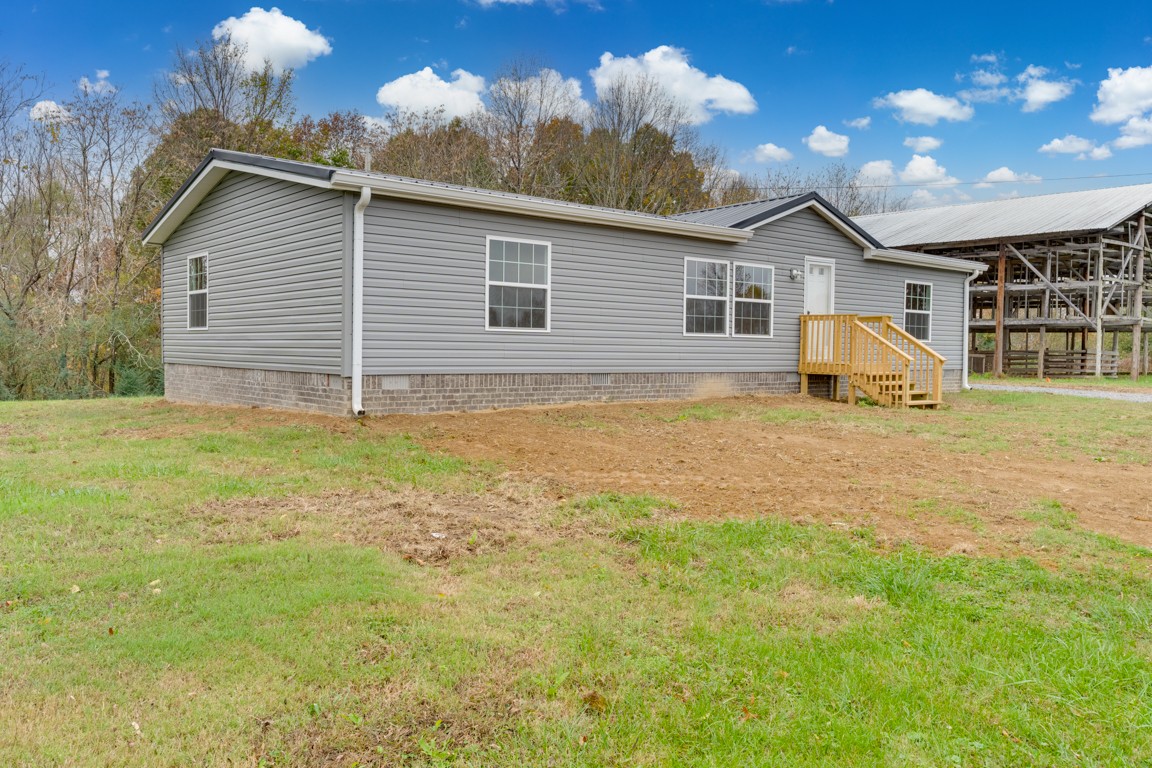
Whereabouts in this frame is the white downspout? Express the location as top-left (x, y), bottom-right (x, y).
top-left (352, 186), bottom-right (371, 416)
top-left (962, 270), bottom-right (978, 390)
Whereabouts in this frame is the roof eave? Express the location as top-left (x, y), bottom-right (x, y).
top-left (329, 171), bottom-right (751, 243)
top-left (865, 247), bottom-right (987, 275)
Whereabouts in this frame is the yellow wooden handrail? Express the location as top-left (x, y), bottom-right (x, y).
top-left (800, 313), bottom-right (944, 407)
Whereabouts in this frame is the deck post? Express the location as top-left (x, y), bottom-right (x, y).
top-left (800, 373), bottom-right (808, 395)
top-left (1133, 212), bottom-right (1146, 379)
top-left (994, 242), bottom-right (1006, 377)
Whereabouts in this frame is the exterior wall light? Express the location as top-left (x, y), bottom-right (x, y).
top-left (789, 268), bottom-right (802, 281)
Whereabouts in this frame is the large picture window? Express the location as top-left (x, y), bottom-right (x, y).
top-left (733, 262), bottom-right (774, 337)
top-left (487, 237), bottom-right (549, 331)
top-left (187, 253), bottom-right (208, 330)
top-left (684, 258), bottom-right (729, 335)
top-left (904, 281), bottom-right (932, 341)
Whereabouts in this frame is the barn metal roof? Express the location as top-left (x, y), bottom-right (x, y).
top-left (854, 183), bottom-right (1152, 247)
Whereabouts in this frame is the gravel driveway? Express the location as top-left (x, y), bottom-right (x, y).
top-left (969, 382), bottom-right (1152, 403)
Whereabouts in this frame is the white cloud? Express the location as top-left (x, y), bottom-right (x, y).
top-left (1115, 116), bottom-right (1152, 149)
top-left (908, 189), bottom-right (942, 208)
top-left (975, 166), bottom-right (1042, 188)
top-left (376, 67), bottom-right (486, 119)
top-left (899, 154), bottom-right (959, 186)
top-left (212, 7), bottom-right (332, 74)
top-left (903, 135), bottom-right (942, 153)
top-left (1091, 66), bottom-right (1152, 124)
top-left (958, 85), bottom-right (1012, 104)
top-left (958, 61), bottom-right (1074, 112)
top-left (1038, 134), bottom-right (1095, 154)
top-left (753, 142), bottom-right (793, 163)
top-left (1037, 134), bottom-right (1112, 159)
top-left (971, 52), bottom-right (1000, 64)
top-left (857, 160), bottom-right (895, 186)
top-left (78, 70), bottom-right (115, 95)
top-left (844, 116), bottom-right (871, 130)
top-left (970, 69), bottom-right (1006, 87)
top-left (1015, 65), bottom-right (1075, 112)
top-left (802, 125), bottom-right (849, 157)
top-left (590, 45), bottom-right (757, 125)
top-left (29, 100), bottom-right (70, 123)
top-left (873, 88), bottom-right (974, 125)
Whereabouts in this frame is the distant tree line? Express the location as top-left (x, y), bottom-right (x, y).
top-left (0, 40), bottom-right (906, 401)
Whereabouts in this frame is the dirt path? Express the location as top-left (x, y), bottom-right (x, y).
top-left (377, 395), bottom-right (1152, 556)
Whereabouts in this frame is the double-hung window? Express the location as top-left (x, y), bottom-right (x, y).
top-left (733, 263), bottom-right (774, 337)
top-left (487, 237), bottom-right (549, 331)
top-left (187, 253), bottom-right (208, 330)
top-left (684, 258), bottom-right (729, 335)
top-left (685, 258), bottom-right (773, 337)
top-left (904, 281), bottom-right (932, 341)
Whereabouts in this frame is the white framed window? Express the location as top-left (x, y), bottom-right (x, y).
top-left (684, 258), bottom-right (729, 335)
top-left (733, 262), bottom-right (774, 337)
top-left (486, 236), bottom-right (550, 332)
top-left (904, 281), bottom-right (932, 341)
top-left (187, 253), bottom-right (208, 330)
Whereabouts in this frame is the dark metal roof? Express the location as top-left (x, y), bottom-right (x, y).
top-left (674, 192), bottom-right (884, 247)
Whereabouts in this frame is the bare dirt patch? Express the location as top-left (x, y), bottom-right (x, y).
top-left (373, 395), bottom-right (1152, 555)
top-left (193, 483), bottom-right (681, 564)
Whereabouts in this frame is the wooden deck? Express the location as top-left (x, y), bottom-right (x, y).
top-left (799, 314), bottom-right (946, 408)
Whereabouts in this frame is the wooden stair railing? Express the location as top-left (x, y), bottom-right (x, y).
top-left (799, 314), bottom-right (946, 408)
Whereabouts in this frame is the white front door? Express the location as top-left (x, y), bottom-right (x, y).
top-left (805, 258), bottom-right (835, 315)
top-left (804, 258), bottom-right (836, 363)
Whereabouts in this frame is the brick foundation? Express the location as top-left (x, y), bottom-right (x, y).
top-left (362, 371), bottom-right (798, 414)
top-left (165, 364), bottom-right (965, 416)
top-left (165, 363), bottom-right (351, 416)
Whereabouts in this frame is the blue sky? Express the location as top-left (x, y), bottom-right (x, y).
top-left (7, 0), bottom-right (1152, 207)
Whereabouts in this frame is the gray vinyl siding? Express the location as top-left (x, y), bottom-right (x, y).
top-left (161, 172), bottom-right (346, 373)
top-left (362, 200), bottom-right (967, 374)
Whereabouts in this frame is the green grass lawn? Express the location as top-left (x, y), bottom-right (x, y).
top-left (2, 396), bottom-right (1152, 766)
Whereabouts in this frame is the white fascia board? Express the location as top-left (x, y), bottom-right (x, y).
top-left (744, 199), bottom-right (875, 249)
top-left (142, 159), bottom-right (335, 246)
top-left (330, 171), bottom-right (751, 244)
top-left (865, 247), bottom-right (987, 275)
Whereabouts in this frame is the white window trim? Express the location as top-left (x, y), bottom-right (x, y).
top-left (187, 252), bottom-right (209, 331)
top-left (903, 279), bottom-right (933, 342)
top-left (732, 262), bottom-right (775, 339)
top-left (485, 235), bottom-right (552, 333)
top-left (683, 256), bottom-right (732, 337)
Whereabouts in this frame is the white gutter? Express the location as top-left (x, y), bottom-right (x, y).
top-left (864, 247), bottom-right (986, 275)
top-left (962, 270), bottom-right (977, 390)
top-left (351, 186), bottom-right (371, 416)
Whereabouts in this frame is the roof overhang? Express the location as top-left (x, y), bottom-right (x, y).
top-left (143, 150), bottom-right (752, 246)
top-left (327, 169), bottom-right (750, 243)
top-left (865, 247), bottom-right (987, 275)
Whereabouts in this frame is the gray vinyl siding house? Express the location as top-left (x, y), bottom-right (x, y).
top-left (145, 150), bottom-right (980, 416)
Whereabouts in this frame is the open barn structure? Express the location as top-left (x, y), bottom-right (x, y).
top-left (856, 185), bottom-right (1152, 378)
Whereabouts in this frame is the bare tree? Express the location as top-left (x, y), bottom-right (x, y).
top-left (730, 162), bottom-right (908, 216)
top-left (476, 61), bottom-right (585, 196)
top-left (576, 74), bottom-right (717, 214)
